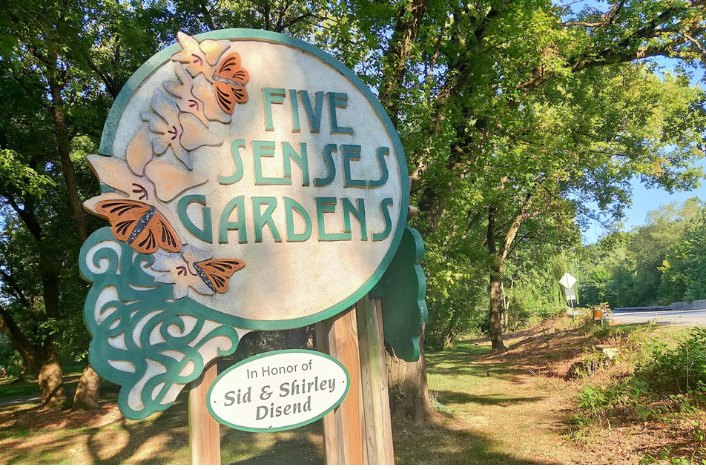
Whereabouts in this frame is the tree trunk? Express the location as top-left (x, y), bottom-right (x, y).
top-left (17, 362), bottom-right (27, 382)
top-left (0, 305), bottom-right (65, 407)
top-left (386, 329), bottom-right (432, 425)
top-left (73, 365), bottom-right (101, 410)
top-left (501, 282), bottom-right (509, 333)
top-left (38, 359), bottom-right (65, 408)
top-left (487, 205), bottom-right (506, 351)
top-left (284, 327), bottom-right (311, 349)
top-left (47, 70), bottom-right (87, 242)
top-left (441, 308), bottom-right (463, 348)
top-left (489, 265), bottom-right (506, 352)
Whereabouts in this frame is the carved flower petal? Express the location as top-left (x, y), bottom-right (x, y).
top-left (172, 32), bottom-right (214, 80)
top-left (171, 143), bottom-right (194, 170)
top-left (149, 250), bottom-right (213, 299)
top-left (83, 193), bottom-right (110, 215)
top-left (152, 135), bottom-right (171, 156)
top-left (151, 88), bottom-right (180, 127)
top-left (87, 154), bottom-right (156, 198)
top-left (179, 113), bottom-right (223, 151)
top-left (151, 251), bottom-right (184, 273)
top-left (140, 111), bottom-right (165, 135)
top-left (200, 39), bottom-right (231, 66)
top-left (182, 244), bottom-right (213, 265)
top-left (164, 63), bottom-right (208, 125)
top-left (144, 158), bottom-right (208, 202)
top-left (190, 281), bottom-right (213, 296)
top-left (125, 124), bottom-right (154, 175)
top-left (172, 283), bottom-right (191, 300)
top-left (191, 75), bottom-right (232, 124)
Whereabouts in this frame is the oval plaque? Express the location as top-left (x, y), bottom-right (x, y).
top-left (208, 350), bottom-right (349, 432)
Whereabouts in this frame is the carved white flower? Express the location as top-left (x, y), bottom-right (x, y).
top-left (86, 152), bottom-right (206, 209)
top-left (150, 245), bottom-right (214, 299)
top-left (171, 32), bottom-right (230, 80)
top-left (138, 89), bottom-right (222, 171)
top-left (164, 63), bottom-right (209, 125)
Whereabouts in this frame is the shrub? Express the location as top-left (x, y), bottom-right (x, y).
top-left (636, 328), bottom-right (706, 394)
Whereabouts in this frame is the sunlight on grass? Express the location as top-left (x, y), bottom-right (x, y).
top-left (8, 320), bottom-right (691, 465)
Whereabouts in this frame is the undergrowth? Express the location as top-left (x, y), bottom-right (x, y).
top-left (570, 327), bottom-right (706, 463)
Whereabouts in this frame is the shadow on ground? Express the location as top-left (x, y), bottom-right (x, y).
top-left (1, 388), bottom-right (559, 464)
top-left (435, 390), bottom-right (542, 406)
top-left (392, 413), bottom-right (559, 464)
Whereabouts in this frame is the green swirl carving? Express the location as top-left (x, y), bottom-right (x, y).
top-left (80, 228), bottom-right (242, 419)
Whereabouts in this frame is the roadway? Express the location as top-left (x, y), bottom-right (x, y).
top-left (610, 309), bottom-right (706, 327)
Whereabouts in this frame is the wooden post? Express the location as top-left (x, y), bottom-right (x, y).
top-left (356, 294), bottom-right (395, 464)
top-left (189, 360), bottom-right (220, 465)
top-left (316, 306), bottom-right (366, 465)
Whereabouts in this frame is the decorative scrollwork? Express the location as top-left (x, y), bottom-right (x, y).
top-left (80, 228), bottom-right (247, 419)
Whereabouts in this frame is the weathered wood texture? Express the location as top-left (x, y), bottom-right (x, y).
top-left (357, 295), bottom-right (395, 465)
top-left (316, 306), bottom-right (366, 464)
top-left (189, 361), bottom-right (221, 465)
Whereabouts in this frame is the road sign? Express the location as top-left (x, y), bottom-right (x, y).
top-left (565, 288), bottom-right (576, 301)
top-left (559, 273), bottom-right (577, 289)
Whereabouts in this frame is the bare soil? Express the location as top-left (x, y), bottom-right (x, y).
top-left (421, 317), bottom-right (706, 465)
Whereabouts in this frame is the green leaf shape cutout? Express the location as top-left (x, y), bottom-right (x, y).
top-left (375, 226), bottom-right (428, 362)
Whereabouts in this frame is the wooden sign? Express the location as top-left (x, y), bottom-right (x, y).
top-left (208, 350), bottom-right (349, 431)
top-left (79, 29), bottom-right (409, 420)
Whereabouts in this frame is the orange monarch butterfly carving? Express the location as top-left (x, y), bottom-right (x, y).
top-left (212, 52), bottom-right (249, 114)
top-left (94, 199), bottom-right (182, 254)
top-left (193, 258), bottom-right (245, 294)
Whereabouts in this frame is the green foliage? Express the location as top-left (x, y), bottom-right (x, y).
top-left (0, 0), bottom-right (705, 379)
top-left (579, 199), bottom-right (706, 307)
top-left (575, 328), bottom-right (706, 432)
top-left (636, 328), bottom-right (706, 393)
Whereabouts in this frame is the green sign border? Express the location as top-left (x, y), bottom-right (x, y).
top-left (207, 349), bottom-right (351, 433)
top-left (96, 28), bottom-right (409, 331)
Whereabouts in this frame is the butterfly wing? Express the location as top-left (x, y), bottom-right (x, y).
top-left (94, 199), bottom-right (152, 243)
top-left (194, 258), bottom-right (245, 294)
top-left (131, 211), bottom-right (182, 254)
top-left (94, 199), bottom-right (181, 254)
top-left (213, 52), bottom-right (249, 114)
top-left (151, 212), bottom-right (182, 253)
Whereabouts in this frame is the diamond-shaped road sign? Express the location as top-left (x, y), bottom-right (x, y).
top-left (559, 273), bottom-right (577, 289)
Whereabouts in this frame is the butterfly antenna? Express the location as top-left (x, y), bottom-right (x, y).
top-left (132, 183), bottom-right (149, 200)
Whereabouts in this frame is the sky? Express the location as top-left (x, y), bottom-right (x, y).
top-left (582, 170), bottom-right (706, 244)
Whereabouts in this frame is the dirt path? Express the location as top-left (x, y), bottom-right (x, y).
top-left (424, 340), bottom-right (583, 464)
top-left (4, 318), bottom-right (692, 464)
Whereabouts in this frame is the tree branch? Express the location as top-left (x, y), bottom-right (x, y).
top-left (0, 265), bottom-right (32, 309)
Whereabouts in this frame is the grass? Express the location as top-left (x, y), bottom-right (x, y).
top-left (0, 389), bottom-right (325, 465)
top-left (0, 365), bottom-right (87, 402)
top-left (0, 316), bottom-right (701, 465)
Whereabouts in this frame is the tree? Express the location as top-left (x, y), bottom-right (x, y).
top-left (579, 199), bottom-right (704, 308)
top-left (388, 0), bottom-right (706, 351)
top-left (0, 0), bottom-right (167, 408)
top-left (2, 0), bottom-right (704, 418)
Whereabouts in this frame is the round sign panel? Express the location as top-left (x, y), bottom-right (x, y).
top-left (79, 29), bottom-right (407, 419)
top-left (85, 29), bottom-right (408, 329)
